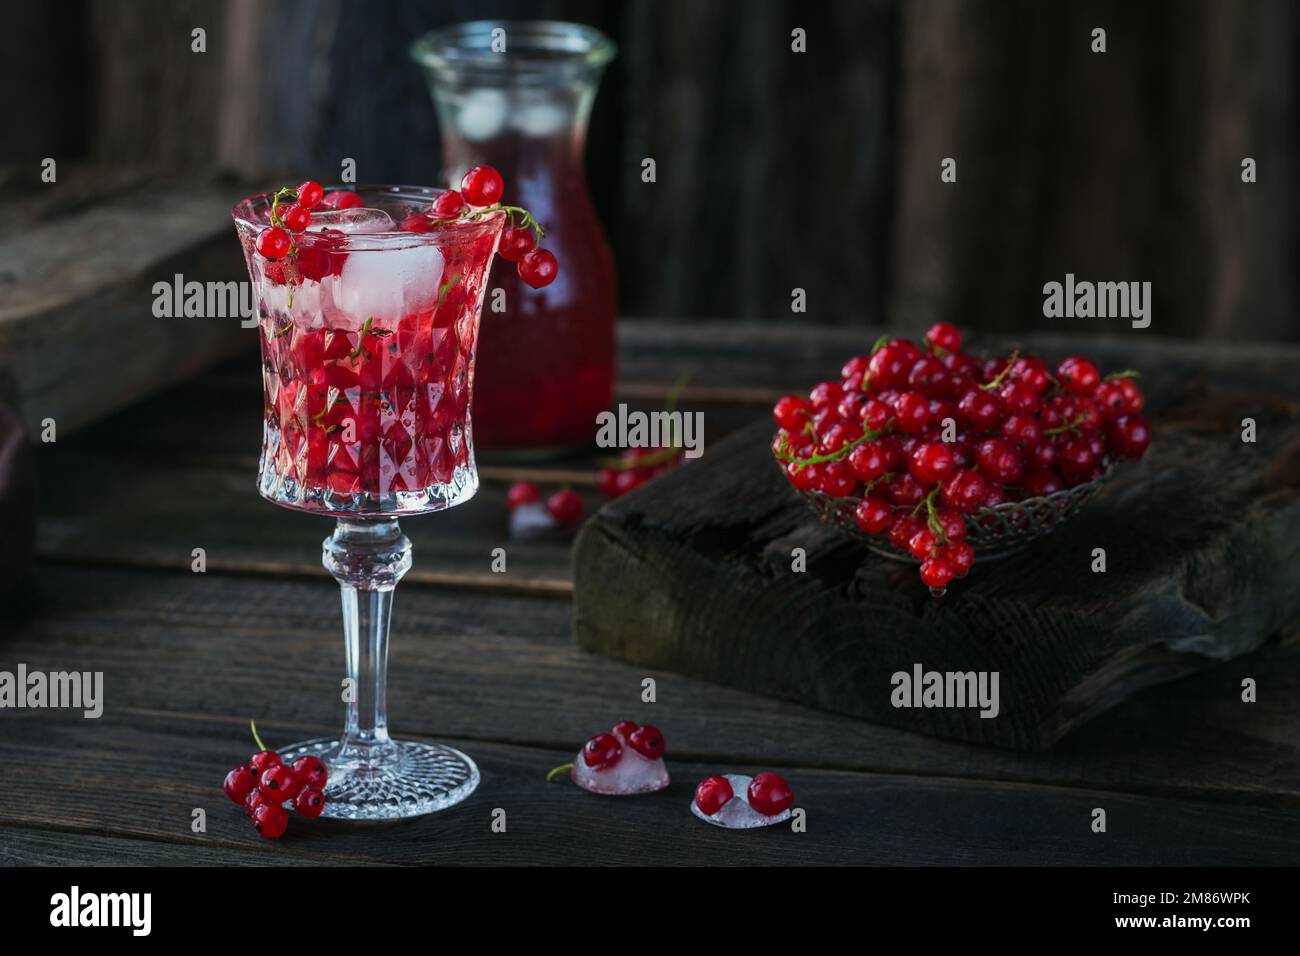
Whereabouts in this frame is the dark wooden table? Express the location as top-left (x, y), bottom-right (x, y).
top-left (3, 320), bottom-right (1298, 866)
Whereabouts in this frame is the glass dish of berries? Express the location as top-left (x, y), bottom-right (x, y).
top-left (771, 324), bottom-right (1151, 595)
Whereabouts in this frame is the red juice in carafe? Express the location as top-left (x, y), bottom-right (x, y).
top-left (450, 128), bottom-right (617, 451)
top-left (414, 21), bottom-right (619, 454)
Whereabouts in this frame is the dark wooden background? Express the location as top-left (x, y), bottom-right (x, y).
top-left (3, 0), bottom-right (1297, 339)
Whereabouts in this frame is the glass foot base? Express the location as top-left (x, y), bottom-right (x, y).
top-left (278, 737), bottom-right (479, 821)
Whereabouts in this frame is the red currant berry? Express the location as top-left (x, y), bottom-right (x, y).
top-left (957, 388), bottom-right (1004, 432)
top-left (773, 395), bottom-right (810, 431)
top-left (627, 725), bottom-right (665, 760)
top-left (1056, 355), bottom-right (1100, 396)
top-left (747, 771), bottom-right (794, 816)
top-left (460, 165), bottom-right (504, 206)
top-left (518, 248), bottom-right (559, 288)
top-left (292, 755), bottom-right (328, 791)
top-left (847, 441), bottom-right (890, 481)
top-left (293, 787), bottom-right (326, 819)
top-left (223, 765), bottom-right (258, 804)
top-left (909, 441), bottom-right (955, 485)
top-left (296, 181), bottom-right (324, 209)
top-left (888, 514), bottom-right (925, 551)
top-left (430, 189), bottom-right (467, 219)
top-left (841, 354), bottom-right (871, 381)
top-left (944, 351), bottom-right (980, 378)
top-left (908, 528), bottom-right (938, 560)
top-left (945, 541), bottom-right (976, 577)
top-left (1023, 468), bottom-right (1065, 497)
top-left (256, 227), bottom-right (292, 260)
top-left (506, 480), bottom-right (540, 510)
top-left (1001, 413), bottom-right (1042, 447)
top-left (1039, 394), bottom-right (1077, 430)
top-left (611, 720), bottom-right (639, 744)
top-left (786, 461), bottom-right (819, 490)
top-left (1116, 377), bottom-right (1145, 414)
top-left (1108, 414), bottom-right (1151, 460)
top-left (320, 190), bottom-right (363, 210)
top-left (260, 764), bottom-right (300, 800)
top-left (249, 750), bottom-right (282, 775)
top-left (925, 322), bottom-right (962, 354)
top-left (498, 225), bottom-right (535, 262)
top-left (581, 732), bottom-right (623, 770)
top-left (861, 398), bottom-right (892, 432)
top-left (932, 507), bottom-right (967, 541)
top-left (818, 461), bottom-right (857, 497)
top-left (279, 203), bottom-right (311, 233)
top-left (812, 409), bottom-right (845, 440)
top-left (818, 422), bottom-right (856, 455)
top-left (546, 488), bottom-right (584, 524)
top-left (976, 438), bottom-right (1025, 484)
top-left (892, 390), bottom-right (932, 434)
top-left (866, 344), bottom-right (912, 392)
top-left (885, 472), bottom-right (926, 507)
top-left (1030, 441), bottom-right (1058, 470)
top-left (854, 496), bottom-right (893, 534)
top-left (253, 802), bottom-right (289, 839)
top-left (1057, 436), bottom-right (1098, 480)
top-left (1072, 397), bottom-right (1103, 432)
top-left (999, 381), bottom-right (1041, 415)
top-left (808, 380), bottom-right (845, 410)
top-left (908, 356), bottom-right (951, 397)
top-left (244, 788), bottom-right (269, 817)
top-left (920, 556), bottom-right (956, 589)
top-left (694, 775), bottom-right (735, 816)
top-left (941, 469), bottom-right (991, 514)
top-left (1012, 355), bottom-right (1051, 393)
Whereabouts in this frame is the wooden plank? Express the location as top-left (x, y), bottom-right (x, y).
top-left (0, 826), bottom-right (336, 867)
top-left (2, 711), bottom-right (1296, 866)
top-left (574, 405), bottom-right (1300, 749)
top-left (7, 566), bottom-right (1300, 809)
top-left (0, 174), bottom-right (252, 437)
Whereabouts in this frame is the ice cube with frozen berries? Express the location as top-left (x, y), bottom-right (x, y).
top-left (565, 720), bottom-right (669, 795)
top-left (691, 771), bottom-right (795, 829)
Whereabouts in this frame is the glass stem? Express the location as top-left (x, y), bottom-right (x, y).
top-left (323, 519), bottom-right (412, 763)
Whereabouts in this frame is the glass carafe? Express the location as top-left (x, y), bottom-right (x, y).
top-left (413, 20), bottom-right (618, 454)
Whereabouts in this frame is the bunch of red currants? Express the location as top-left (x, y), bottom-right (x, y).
top-left (253, 167), bottom-right (558, 289)
top-left (771, 323), bottom-right (1151, 590)
top-left (222, 723), bottom-right (328, 839)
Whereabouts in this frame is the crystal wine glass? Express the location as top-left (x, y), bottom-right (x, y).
top-left (232, 186), bottom-right (505, 820)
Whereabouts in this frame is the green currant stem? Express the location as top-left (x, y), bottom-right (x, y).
top-left (774, 422), bottom-right (891, 471)
top-left (979, 350), bottom-right (1020, 391)
top-left (1044, 414), bottom-right (1087, 437)
top-left (464, 203), bottom-right (545, 242)
top-left (546, 763), bottom-right (574, 782)
top-left (1103, 369), bottom-right (1140, 381)
top-left (250, 719), bottom-right (267, 752)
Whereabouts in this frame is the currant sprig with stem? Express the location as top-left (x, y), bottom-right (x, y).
top-left (464, 203), bottom-right (546, 244)
top-left (773, 421), bottom-right (892, 471)
top-left (979, 350), bottom-right (1020, 392)
top-left (1043, 413), bottom-right (1089, 438)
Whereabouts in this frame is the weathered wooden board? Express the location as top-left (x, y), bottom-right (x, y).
top-left (8, 565), bottom-right (1300, 809)
top-left (0, 172), bottom-right (253, 437)
top-left (574, 406), bottom-right (1300, 751)
top-left (4, 566), bottom-right (1300, 865)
